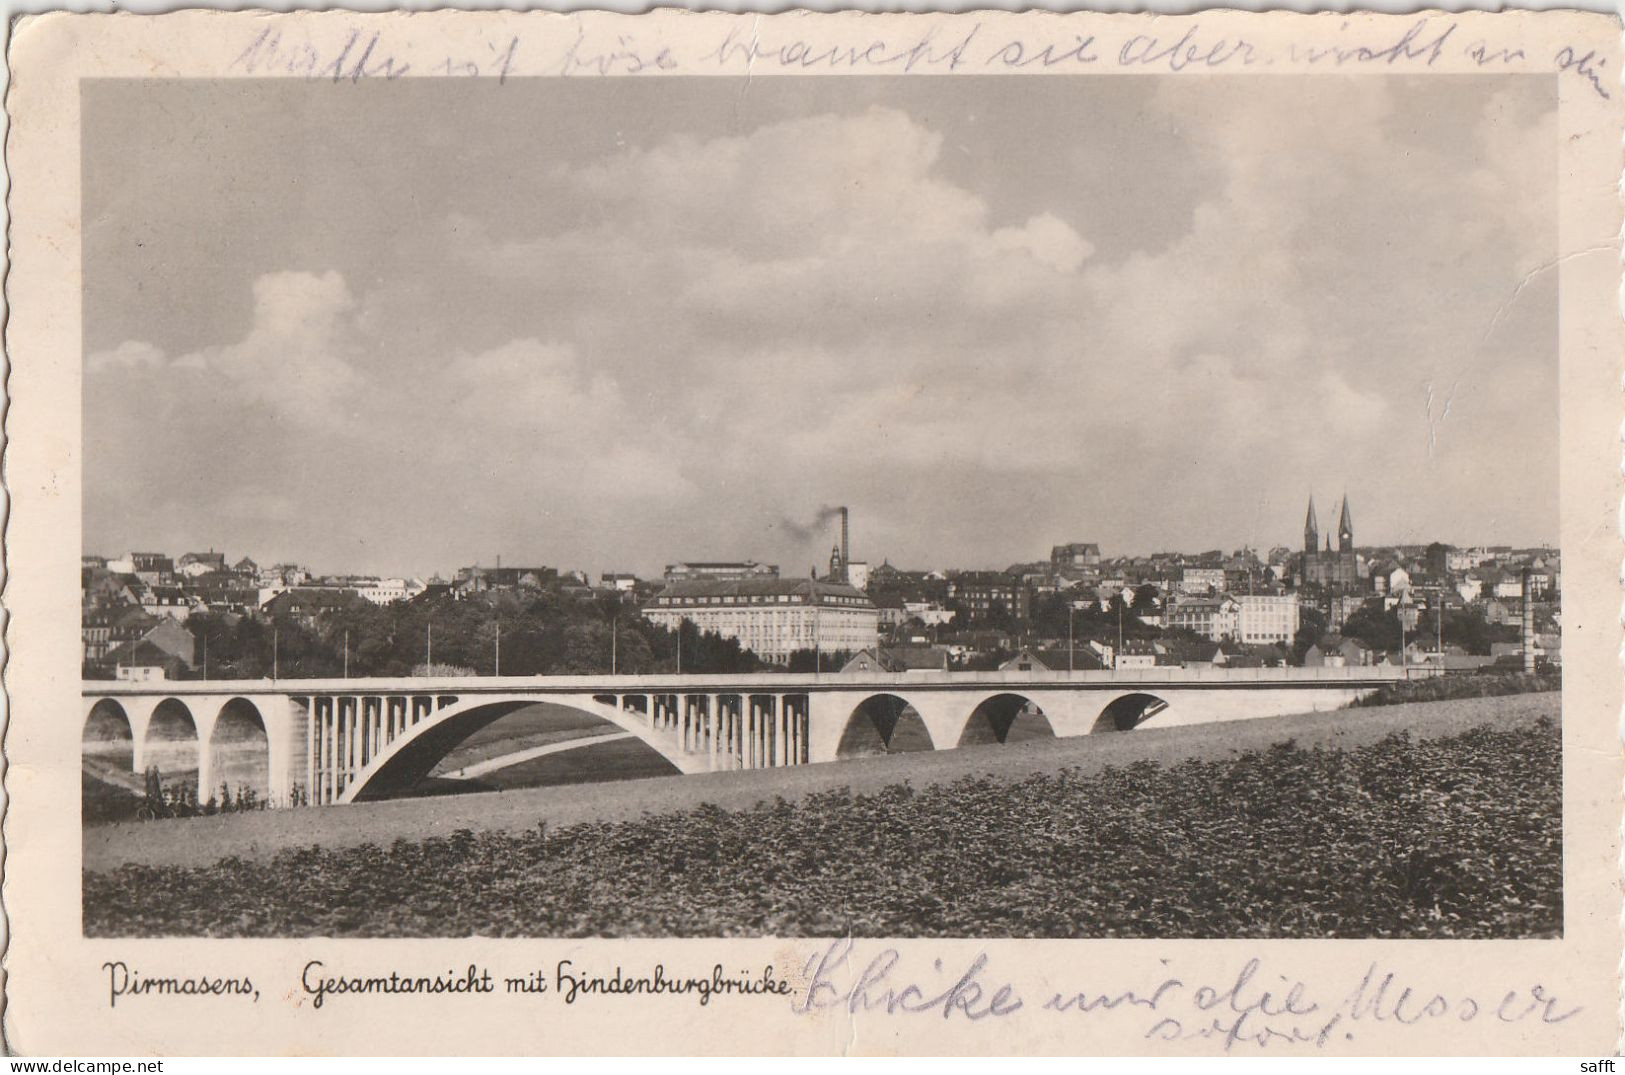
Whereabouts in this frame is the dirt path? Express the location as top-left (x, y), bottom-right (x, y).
top-left (83, 692), bottom-right (1558, 873)
top-left (441, 731), bottom-right (634, 779)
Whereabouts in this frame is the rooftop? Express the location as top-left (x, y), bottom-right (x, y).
top-left (653, 577), bottom-right (875, 607)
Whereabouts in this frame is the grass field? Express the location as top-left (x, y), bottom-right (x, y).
top-left (415, 703), bottom-right (678, 796)
top-left (430, 704), bottom-right (628, 771)
top-left (83, 693), bottom-right (1561, 938)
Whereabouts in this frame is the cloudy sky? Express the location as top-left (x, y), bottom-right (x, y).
top-left (83, 75), bottom-right (1556, 577)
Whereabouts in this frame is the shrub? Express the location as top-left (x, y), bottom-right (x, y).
top-left (1348, 671), bottom-right (1561, 708)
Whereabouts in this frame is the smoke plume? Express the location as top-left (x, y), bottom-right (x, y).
top-left (779, 505), bottom-right (845, 543)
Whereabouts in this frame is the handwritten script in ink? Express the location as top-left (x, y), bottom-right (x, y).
top-left (225, 17), bottom-right (1611, 100)
top-left (791, 940), bottom-right (1582, 1051)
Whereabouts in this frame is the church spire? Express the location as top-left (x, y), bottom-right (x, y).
top-left (1303, 496), bottom-right (1319, 556)
top-left (1338, 495), bottom-right (1354, 552)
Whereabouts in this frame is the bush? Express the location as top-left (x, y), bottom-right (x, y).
top-left (84, 722), bottom-right (1561, 939)
top-left (81, 772), bottom-right (143, 825)
top-left (1348, 672), bottom-right (1560, 708)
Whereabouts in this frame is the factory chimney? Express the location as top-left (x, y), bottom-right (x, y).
top-left (839, 507), bottom-right (850, 584)
top-left (1521, 567), bottom-right (1536, 674)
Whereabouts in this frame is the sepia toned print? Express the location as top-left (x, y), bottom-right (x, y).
top-left (76, 68), bottom-right (1562, 940)
top-left (5, 8), bottom-right (1622, 1055)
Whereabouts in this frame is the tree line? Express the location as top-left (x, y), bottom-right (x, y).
top-left (168, 583), bottom-right (1527, 681)
top-left (183, 590), bottom-right (773, 680)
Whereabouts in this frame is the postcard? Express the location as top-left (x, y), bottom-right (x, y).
top-left (4, 7), bottom-right (1621, 1055)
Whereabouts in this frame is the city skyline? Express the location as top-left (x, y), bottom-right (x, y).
top-left (83, 75), bottom-right (1558, 579)
top-left (85, 509), bottom-right (1558, 585)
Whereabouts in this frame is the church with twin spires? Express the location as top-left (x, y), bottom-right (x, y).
top-left (1299, 495), bottom-right (1364, 590)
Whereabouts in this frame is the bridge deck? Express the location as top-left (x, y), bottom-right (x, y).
top-left (84, 665), bottom-right (1422, 696)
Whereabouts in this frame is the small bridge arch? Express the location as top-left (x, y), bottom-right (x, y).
top-left (208, 697), bottom-right (271, 803)
top-left (957, 692), bottom-right (1056, 747)
top-left (83, 698), bottom-right (134, 771)
top-left (144, 698), bottom-right (201, 796)
top-left (836, 693), bottom-right (935, 758)
top-left (1093, 692), bottom-right (1170, 733)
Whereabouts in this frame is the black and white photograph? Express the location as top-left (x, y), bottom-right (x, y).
top-left (72, 68), bottom-right (1570, 941)
top-left (4, 7), bottom-right (1620, 1057)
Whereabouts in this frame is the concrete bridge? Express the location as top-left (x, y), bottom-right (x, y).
top-left (81, 667), bottom-right (1418, 808)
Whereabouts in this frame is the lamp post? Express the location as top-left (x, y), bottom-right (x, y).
top-left (343, 630), bottom-right (350, 679)
top-left (1398, 596), bottom-right (1409, 675)
top-left (272, 626), bottom-right (279, 681)
top-left (1068, 603), bottom-right (1077, 673)
top-left (814, 597), bottom-right (822, 675)
top-left (1436, 593), bottom-right (1444, 657)
top-left (494, 622), bottom-right (501, 677)
top-left (1117, 600), bottom-right (1125, 670)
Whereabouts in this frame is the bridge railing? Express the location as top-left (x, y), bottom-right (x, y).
top-left (81, 663), bottom-right (1429, 696)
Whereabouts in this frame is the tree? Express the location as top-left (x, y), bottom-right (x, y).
top-left (1027, 592), bottom-right (1073, 639)
top-left (1341, 599), bottom-right (1402, 655)
top-left (177, 579), bottom-right (797, 680)
top-left (1289, 604), bottom-right (1328, 666)
top-left (1415, 605), bottom-right (1516, 656)
top-left (956, 647), bottom-right (1013, 672)
top-left (786, 648), bottom-right (856, 673)
top-left (185, 611), bottom-right (337, 679)
top-left (654, 619), bottom-right (766, 675)
top-left (1424, 542), bottom-right (1453, 580)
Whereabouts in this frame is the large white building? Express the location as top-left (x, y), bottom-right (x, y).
top-left (903, 600), bottom-right (956, 626)
top-left (1169, 595), bottom-right (1239, 641)
top-left (1179, 567), bottom-right (1227, 595)
top-left (356, 577), bottom-right (427, 605)
top-left (663, 561), bottom-right (779, 583)
top-left (1170, 593), bottom-right (1300, 644)
top-left (1235, 594), bottom-right (1302, 644)
top-left (844, 560), bottom-right (871, 592)
top-left (643, 578), bottom-right (879, 663)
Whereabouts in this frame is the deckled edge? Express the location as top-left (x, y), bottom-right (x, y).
top-left (2, 13), bottom-right (24, 1060)
top-left (1616, 10), bottom-right (1624, 1056)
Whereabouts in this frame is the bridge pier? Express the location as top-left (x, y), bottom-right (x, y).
top-left (778, 696), bottom-right (793, 766)
top-left (781, 696), bottom-right (793, 765)
top-left (116, 696), bottom-right (160, 776)
top-left (758, 695), bottom-right (769, 769)
top-left (767, 696), bottom-right (777, 767)
top-left (195, 705), bottom-right (217, 806)
top-left (758, 696), bottom-right (770, 768)
top-left (326, 697), bottom-right (340, 804)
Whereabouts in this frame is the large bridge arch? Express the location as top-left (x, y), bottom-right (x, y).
top-left (957, 693), bottom-right (1056, 747)
top-left (1093, 692), bottom-right (1170, 733)
top-left (208, 698), bottom-right (270, 804)
top-left (339, 694), bottom-right (692, 804)
top-left (144, 698), bottom-right (201, 796)
top-left (836, 694), bottom-right (935, 759)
